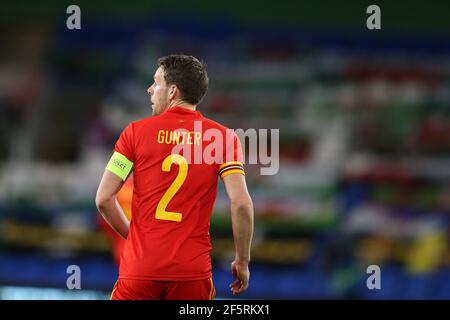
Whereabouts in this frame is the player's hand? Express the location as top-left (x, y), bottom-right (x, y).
top-left (229, 260), bottom-right (249, 295)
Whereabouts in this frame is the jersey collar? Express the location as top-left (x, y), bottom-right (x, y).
top-left (164, 106), bottom-right (202, 117)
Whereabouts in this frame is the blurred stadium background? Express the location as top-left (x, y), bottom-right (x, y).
top-left (0, 1), bottom-right (449, 299)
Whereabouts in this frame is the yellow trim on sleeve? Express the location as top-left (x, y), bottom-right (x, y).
top-left (220, 169), bottom-right (245, 178)
top-left (106, 152), bottom-right (134, 181)
top-left (219, 161), bottom-right (244, 171)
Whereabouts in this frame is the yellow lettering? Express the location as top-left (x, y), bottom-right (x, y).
top-left (194, 132), bottom-right (201, 145)
top-left (158, 130), bottom-right (164, 144)
top-left (173, 131), bottom-right (180, 144)
top-left (180, 132), bottom-right (187, 144)
top-left (165, 131), bottom-right (172, 144)
top-left (157, 130), bottom-right (203, 145)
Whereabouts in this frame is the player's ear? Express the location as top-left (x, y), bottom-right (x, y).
top-left (168, 84), bottom-right (178, 100)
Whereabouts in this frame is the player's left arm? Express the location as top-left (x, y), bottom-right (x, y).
top-left (96, 170), bottom-right (130, 239)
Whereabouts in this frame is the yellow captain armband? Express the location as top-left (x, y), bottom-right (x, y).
top-left (106, 152), bottom-right (134, 181)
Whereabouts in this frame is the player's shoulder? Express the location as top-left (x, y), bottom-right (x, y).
top-left (127, 115), bottom-right (162, 129)
top-left (200, 114), bottom-right (231, 132)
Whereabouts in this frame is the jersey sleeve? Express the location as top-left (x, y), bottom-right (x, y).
top-left (218, 129), bottom-right (245, 179)
top-left (106, 123), bottom-right (135, 181)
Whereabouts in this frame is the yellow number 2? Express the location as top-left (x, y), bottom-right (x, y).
top-left (155, 154), bottom-right (188, 222)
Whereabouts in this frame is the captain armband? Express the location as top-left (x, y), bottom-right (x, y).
top-left (106, 152), bottom-right (134, 181)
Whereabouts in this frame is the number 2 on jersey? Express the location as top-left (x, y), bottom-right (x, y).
top-left (155, 154), bottom-right (188, 222)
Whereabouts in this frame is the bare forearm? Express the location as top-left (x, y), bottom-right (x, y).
top-left (231, 201), bottom-right (254, 264)
top-left (97, 197), bottom-right (130, 239)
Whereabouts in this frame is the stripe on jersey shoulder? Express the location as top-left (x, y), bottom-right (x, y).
top-left (220, 169), bottom-right (245, 179)
top-left (219, 161), bottom-right (245, 178)
top-left (219, 161), bottom-right (244, 171)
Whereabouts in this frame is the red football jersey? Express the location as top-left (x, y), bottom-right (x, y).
top-left (110, 106), bottom-right (244, 281)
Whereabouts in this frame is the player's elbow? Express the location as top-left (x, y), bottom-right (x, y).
top-left (230, 196), bottom-right (254, 216)
top-left (95, 191), bottom-right (112, 212)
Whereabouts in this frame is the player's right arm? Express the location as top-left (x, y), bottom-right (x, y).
top-left (222, 173), bottom-right (254, 295)
top-left (96, 169), bottom-right (130, 239)
top-left (96, 123), bottom-right (135, 239)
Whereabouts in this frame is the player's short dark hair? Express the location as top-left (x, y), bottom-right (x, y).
top-left (158, 54), bottom-right (209, 105)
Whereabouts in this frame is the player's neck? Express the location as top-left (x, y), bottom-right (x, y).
top-left (168, 99), bottom-right (196, 111)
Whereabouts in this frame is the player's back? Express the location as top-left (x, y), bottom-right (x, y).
top-left (116, 106), bottom-right (243, 281)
